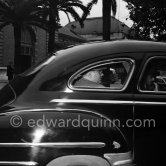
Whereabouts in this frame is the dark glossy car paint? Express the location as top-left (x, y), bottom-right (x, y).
top-left (0, 40), bottom-right (166, 166)
top-left (0, 109), bottom-right (129, 166)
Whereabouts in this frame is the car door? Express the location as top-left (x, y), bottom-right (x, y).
top-left (50, 54), bottom-right (140, 154)
top-left (134, 54), bottom-right (166, 166)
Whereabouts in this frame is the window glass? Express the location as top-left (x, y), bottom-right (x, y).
top-left (140, 58), bottom-right (166, 92)
top-left (71, 60), bottom-right (133, 90)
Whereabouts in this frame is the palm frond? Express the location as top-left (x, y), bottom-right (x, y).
top-left (61, 3), bottom-right (88, 13)
top-left (0, 0), bottom-right (11, 13)
top-left (86, 0), bottom-right (98, 11)
top-left (81, 0), bottom-right (98, 21)
top-left (65, 7), bottom-right (84, 27)
top-left (27, 19), bottom-right (49, 31)
top-left (0, 21), bottom-right (10, 29)
top-left (59, 0), bottom-right (83, 5)
top-left (111, 0), bottom-right (117, 16)
top-left (0, 0), bottom-right (10, 8)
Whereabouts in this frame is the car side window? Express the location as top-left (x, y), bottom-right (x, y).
top-left (70, 59), bottom-right (134, 90)
top-left (139, 57), bottom-right (166, 92)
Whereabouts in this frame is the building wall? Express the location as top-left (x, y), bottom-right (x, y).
top-left (57, 33), bottom-right (86, 48)
top-left (66, 17), bottom-right (131, 41)
top-left (0, 26), bottom-right (48, 68)
top-left (3, 25), bottom-right (14, 66)
top-left (0, 25), bottom-right (85, 68)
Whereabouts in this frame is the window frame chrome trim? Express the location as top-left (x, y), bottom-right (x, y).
top-left (68, 58), bottom-right (135, 92)
top-left (138, 56), bottom-right (166, 94)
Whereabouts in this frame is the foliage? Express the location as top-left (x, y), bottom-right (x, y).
top-left (0, 0), bottom-right (90, 73)
top-left (123, 0), bottom-right (166, 41)
top-left (0, 0), bottom-right (49, 74)
top-left (42, 0), bottom-right (89, 53)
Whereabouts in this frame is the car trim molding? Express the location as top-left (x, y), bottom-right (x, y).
top-left (135, 101), bottom-right (166, 105)
top-left (50, 99), bottom-right (133, 104)
top-left (0, 161), bottom-right (38, 166)
top-left (0, 142), bottom-right (105, 148)
top-left (50, 99), bottom-right (166, 105)
top-left (0, 108), bottom-right (111, 122)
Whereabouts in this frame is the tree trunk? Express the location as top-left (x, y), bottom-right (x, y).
top-left (103, 0), bottom-right (111, 41)
top-left (13, 24), bottom-right (22, 74)
top-left (48, 14), bottom-right (56, 53)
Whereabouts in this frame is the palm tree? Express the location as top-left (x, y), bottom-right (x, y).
top-left (42, 0), bottom-right (89, 53)
top-left (85, 0), bottom-right (117, 40)
top-left (0, 0), bottom-right (49, 74)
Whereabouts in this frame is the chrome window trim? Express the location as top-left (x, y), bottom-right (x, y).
top-left (68, 58), bottom-right (135, 92)
top-left (0, 142), bottom-right (105, 148)
top-left (0, 161), bottom-right (38, 166)
top-left (138, 56), bottom-right (166, 94)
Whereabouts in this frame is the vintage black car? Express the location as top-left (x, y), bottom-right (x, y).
top-left (0, 40), bottom-right (166, 166)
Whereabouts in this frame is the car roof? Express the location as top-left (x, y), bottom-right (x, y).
top-left (81, 40), bottom-right (166, 52)
top-left (22, 40), bottom-right (166, 89)
top-left (52, 40), bottom-right (166, 67)
top-left (89, 40), bottom-right (166, 52)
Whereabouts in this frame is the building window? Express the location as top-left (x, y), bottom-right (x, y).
top-left (21, 45), bottom-right (33, 56)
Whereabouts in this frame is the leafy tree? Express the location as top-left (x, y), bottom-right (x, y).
top-left (123, 0), bottom-right (166, 41)
top-left (0, 0), bottom-right (49, 74)
top-left (42, 0), bottom-right (89, 53)
top-left (84, 0), bottom-right (117, 40)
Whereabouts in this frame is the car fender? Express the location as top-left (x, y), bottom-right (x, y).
top-left (46, 155), bottom-right (110, 166)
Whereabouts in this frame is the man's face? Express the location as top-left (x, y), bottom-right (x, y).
top-left (146, 74), bottom-right (154, 85)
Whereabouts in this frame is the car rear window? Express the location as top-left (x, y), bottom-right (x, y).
top-left (69, 58), bottom-right (134, 91)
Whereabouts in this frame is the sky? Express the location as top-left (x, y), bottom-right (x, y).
top-left (59, 0), bottom-right (133, 27)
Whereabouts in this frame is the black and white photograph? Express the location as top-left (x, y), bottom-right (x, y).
top-left (0, 0), bottom-right (165, 166)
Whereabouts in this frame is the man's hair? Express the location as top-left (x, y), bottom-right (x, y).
top-left (83, 70), bottom-right (95, 79)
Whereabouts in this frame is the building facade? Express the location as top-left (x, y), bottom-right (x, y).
top-left (0, 25), bottom-right (86, 69)
top-left (65, 17), bottom-right (132, 41)
top-left (0, 17), bottom-right (132, 70)
top-left (0, 25), bottom-right (48, 68)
